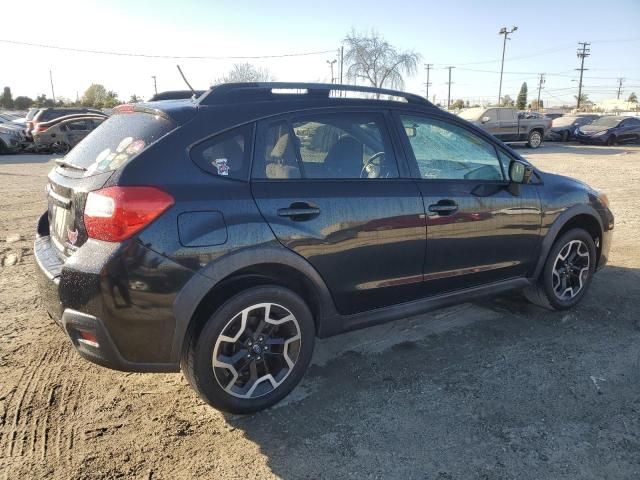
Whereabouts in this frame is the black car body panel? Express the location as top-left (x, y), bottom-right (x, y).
top-left (34, 83), bottom-right (614, 372)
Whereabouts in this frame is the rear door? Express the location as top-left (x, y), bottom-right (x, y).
top-left (498, 109), bottom-right (519, 141)
top-left (251, 110), bottom-right (426, 315)
top-left (395, 112), bottom-right (542, 296)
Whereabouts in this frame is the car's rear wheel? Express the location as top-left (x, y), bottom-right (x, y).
top-left (524, 228), bottom-right (596, 310)
top-left (181, 286), bottom-right (315, 414)
top-left (606, 135), bottom-right (616, 146)
top-left (0, 139), bottom-right (8, 155)
top-left (561, 130), bottom-right (570, 142)
top-left (527, 130), bottom-right (543, 148)
top-left (51, 141), bottom-right (71, 155)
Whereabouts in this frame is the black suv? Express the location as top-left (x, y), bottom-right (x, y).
top-left (35, 83), bottom-right (614, 413)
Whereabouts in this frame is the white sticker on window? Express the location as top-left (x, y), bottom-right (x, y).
top-left (214, 158), bottom-right (230, 176)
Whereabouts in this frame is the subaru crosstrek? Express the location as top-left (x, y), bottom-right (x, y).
top-left (35, 83), bottom-right (614, 413)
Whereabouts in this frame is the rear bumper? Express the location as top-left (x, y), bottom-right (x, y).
top-left (34, 213), bottom-right (186, 372)
top-left (60, 309), bottom-right (178, 372)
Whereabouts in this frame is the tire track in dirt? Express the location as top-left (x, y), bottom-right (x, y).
top-left (1, 342), bottom-right (83, 470)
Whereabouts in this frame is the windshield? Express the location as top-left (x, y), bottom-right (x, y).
top-left (591, 116), bottom-right (623, 128)
top-left (63, 112), bottom-right (176, 176)
top-left (458, 108), bottom-right (485, 121)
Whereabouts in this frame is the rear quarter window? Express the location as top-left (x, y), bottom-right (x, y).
top-left (62, 112), bottom-right (176, 176)
top-left (190, 124), bottom-right (254, 180)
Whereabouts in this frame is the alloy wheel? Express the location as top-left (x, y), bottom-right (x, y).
top-left (551, 240), bottom-right (590, 300)
top-left (212, 303), bottom-right (302, 399)
top-left (529, 131), bottom-right (542, 148)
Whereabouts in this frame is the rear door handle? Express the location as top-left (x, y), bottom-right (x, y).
top-left (277, 202), bottom-right (320, 221)
top-left (428, 201), bottom-right (458, 215)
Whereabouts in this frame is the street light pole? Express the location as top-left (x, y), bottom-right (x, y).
top-left (498, 26), bottom-right (518, 106)
top-left (326, 59), bottom-right (337, 83)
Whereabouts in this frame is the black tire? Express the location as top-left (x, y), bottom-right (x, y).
top-left (181, 286), bottom-right (315, 414)
top-left (527, 130), bottom-right (543, 149)
top-left (561, 130), bottom-right (570, 142)
top-left (524, 228), bottom-right (596, 310)
top-left (606, 135), bottom-right (616, 146)
top-left (51, 142), bottom-right (71, 155)
top-left (0, 139), bottom-right (8, 155)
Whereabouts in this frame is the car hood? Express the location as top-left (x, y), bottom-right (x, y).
top-left (578, 125), bottom-right (611, 134)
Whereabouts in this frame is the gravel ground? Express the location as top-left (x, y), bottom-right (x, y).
top-left (0, 144), bottom-right (639, 480)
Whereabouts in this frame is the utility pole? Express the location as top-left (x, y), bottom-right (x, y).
top-left (339, 46), bottom-right (344, 85)
top-left (424, 63), bottom-right (433, 100)
top-left (576, 42), bottom-right (590, 109)
top-left (326, 59), bottom-right (337, 83)
top-left (446, 66), bottom-right (455, 110)
top-left (536, 73), bottom-right (545, 110)
top-left (617, 78), bottom-right (624, 99)
top-left (498, 26), bottom-right (518, 106)
top-left (49, 69), bottom-right (56, 103)
top-left (151, 75), bottom-right (158, 95)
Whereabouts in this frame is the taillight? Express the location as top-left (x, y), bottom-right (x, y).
top-left (84, 186), bottom-right (174, 242)
top-left (114, 104), bottom-right (135, 114)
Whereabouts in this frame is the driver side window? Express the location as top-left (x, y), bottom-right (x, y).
top-left (400, 115), bottom-right (504, 181)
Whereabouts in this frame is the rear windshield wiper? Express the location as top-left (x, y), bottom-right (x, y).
top-left (55, 158), bottom-right (87, 172)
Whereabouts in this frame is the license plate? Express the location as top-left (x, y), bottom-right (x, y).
top-left (51, 204), bottom-right (70, 242)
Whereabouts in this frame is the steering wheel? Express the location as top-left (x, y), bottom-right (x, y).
top-left (360, 151), bottom-right (386, 179)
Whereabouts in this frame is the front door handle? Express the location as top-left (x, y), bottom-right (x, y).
top-left (428, 200), bottom-right (458, 215)
top-left (277, 202), bottom-right (320, 221)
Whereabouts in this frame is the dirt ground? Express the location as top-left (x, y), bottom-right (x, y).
top-left (1, 144), bottom-right (639, 480)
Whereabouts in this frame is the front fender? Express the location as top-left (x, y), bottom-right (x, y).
top-left (531, 203), bottom-right (604, 280)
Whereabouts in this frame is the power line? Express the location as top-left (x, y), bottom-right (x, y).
top-left (0, 38), bottom-right (335, 60)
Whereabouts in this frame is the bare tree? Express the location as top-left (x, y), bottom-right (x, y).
top-left (215, 63), bottom-right (274, 84)
top-left (343, 30), bottom-right (421, 95)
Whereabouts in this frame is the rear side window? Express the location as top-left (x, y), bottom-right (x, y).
top-left (190, 124), bottom-right (253, 180)
top-left (63, 112), bottom-right (176, 176)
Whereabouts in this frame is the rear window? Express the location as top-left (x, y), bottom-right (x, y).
top-left (63, 112), bottom-right (176, 176)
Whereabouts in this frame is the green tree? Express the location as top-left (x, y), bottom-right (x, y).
top-left (0, 87), bottom-right (14, 109)
top-left (128, 94), bottom-right (141, 103)
top-left (34, 94), bottom-right (54, 107)
top-left (13, 96), bottom-right (34, 110)
top-left (628, 92), bottom-right (637, 103)
top-left (343, 29), bottom-right (420, 95)
top-left (516, 82), bottom-right (528, 110)
top-left (82, 84), bottom-right (119, 108)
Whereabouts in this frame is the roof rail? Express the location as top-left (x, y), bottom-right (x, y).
top-left (198, 82), bottom-right (434, 107)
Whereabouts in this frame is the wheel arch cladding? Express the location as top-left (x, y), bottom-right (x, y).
top-left (170, 245), bottom-right (337, 362)
top-left (533, 205), bottom-right (604, 280)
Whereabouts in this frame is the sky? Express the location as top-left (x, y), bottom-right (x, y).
top-left (2, 0), bottom-right (640, 107)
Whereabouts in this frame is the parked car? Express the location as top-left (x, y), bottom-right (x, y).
top-left (33, 115), bottom-right (106, 153)
top-left (458, 107), bottom-right (551, 148)
top-left (547, 114), bottom-right (600, 142)
top-left (575, 116), bottom-right (640, 145)
top-left (0, 124), bottom-right (23, 153)
top-left (28, 107), bottom-right (106, 138)
top-left (0, 115), bottom-right (26, 153)
top-left (35, 82), bottom-right (613, 414)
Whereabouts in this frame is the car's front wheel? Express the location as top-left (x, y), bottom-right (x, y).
top-left (182, 286), bottom-right (315, 414)
top-left (524, 228), bottom-right (596, 310)
top-left (527, 130), bottom-right (543, 148)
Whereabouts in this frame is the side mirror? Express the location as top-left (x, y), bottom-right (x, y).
top-left (509, 160), bottom-right (533, 184)
top-left (481, 116), bottom-right (491, 123)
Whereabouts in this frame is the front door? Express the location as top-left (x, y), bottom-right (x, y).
top-left (396, 112), bottom-right (542, 296)
top-left (251, 111), bottom-right (426, 315)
